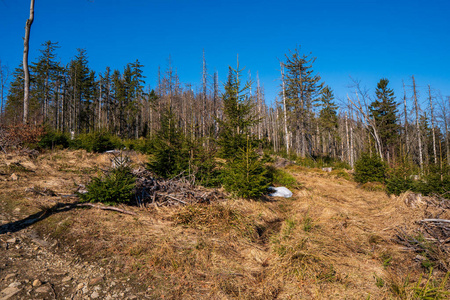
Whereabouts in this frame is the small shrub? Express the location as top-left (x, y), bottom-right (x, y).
top-left (267, 167), bottom-right (300, 189)
top-left (79, 166), bottom-right (136, 205)
top-left (72, 131), bottom-right (123, 153)
top-left (38, 130), bottom-right (70, 149)
top-left (123, 138), bottom-right (155, 154)
top-left (354, 153), bottom-right (386, 184)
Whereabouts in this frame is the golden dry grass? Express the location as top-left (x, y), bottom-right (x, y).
top-left (0, 151), bottom-right (448, 299)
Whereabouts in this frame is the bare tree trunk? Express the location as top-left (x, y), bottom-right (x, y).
top-left (412, 76), bottom-right (423, 170)
top-left (23, 0), bottom-right (35, 124)
top-left (350, 116), bottom-right (354, 168)
top-left (202, 50), bottom-right (207, 140)
top-left (280, 63), bottom-right (289, 155)
top-left (403, 81), bottom-right (409, 155)
top-left (345, 112), bottom-right (350, 163)
top-left (446, 97), bottom-right (450, 165)
top-left (428, 85), bottom-right (437, 164)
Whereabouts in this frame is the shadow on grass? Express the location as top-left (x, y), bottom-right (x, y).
top-left (0, 202), bottom-right (81, 235)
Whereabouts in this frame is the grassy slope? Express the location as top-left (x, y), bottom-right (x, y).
top-left (0, 150), bottom-right (448, 299)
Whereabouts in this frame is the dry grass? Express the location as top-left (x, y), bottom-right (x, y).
top-left (0, 151), bottom-right (448, 299)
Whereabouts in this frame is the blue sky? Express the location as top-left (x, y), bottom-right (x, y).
top-left (1, 0), bottom-right (449, 107)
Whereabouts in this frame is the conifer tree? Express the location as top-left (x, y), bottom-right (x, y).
top-left (369, 78), bottom-right (399, 161)
top-left (218, 63), bottom-right (259, 159)
top-left (31, 41), bottom-right (60, 123)
top-left (318, 86), bottom-right (338, 155)
top-left (148, 105), bottom-right (188, 178)
top-left (283, 47), bottom-right (323, 157)
top-left (218, 61), bottom-right (268, 198)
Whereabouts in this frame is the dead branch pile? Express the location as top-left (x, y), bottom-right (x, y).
top-left (395, 194), bottom-right (450, 271)
top-left (133, 168), bottom-right (224, 207)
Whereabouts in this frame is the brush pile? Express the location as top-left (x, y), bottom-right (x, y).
top-left (395, 194), bottom-right (450, 271)
top-left (132, 167), bottom-right (224, 207)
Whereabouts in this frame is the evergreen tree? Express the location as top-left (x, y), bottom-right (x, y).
top-left (369, 78), bottom-right (399, 160)
top-left (222, 138), bottom-right (269, 198)
top-left (218, 62), bottom-right (268, 198)
top-left (318, 86), bottom-right (338, 155)
top-left (67, 49), bottom-right (93, 133)
top-left (31, 41), bottom-right (60, 123)
top-left (148, 105), bottom-right (189, 178)
top-left (5, 65), bottom-right (25, 124)
top-left (283, 47), bottom-right (323, 157)
top-left (218, 64), bottom-right (259, 159)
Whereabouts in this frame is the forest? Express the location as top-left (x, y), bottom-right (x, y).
top-left (0, 40), bottom-right (449, 198)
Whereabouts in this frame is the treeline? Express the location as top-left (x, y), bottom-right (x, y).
top-left (1, 42), bottom-right (450, 179)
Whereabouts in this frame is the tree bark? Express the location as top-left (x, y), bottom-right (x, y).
top-left (23, 0), bottom-right (35, 124)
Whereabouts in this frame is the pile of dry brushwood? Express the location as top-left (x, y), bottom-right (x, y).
top-left (396, 194), bottom-right (450, 271)
top-left (133, 168), bottom-right (224, 208)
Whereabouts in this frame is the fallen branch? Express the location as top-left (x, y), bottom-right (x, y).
top-left (163, 194), bottom-right (187, 205)
top-left (76, 203), bottom-right (137, 216)
top-left (419, 219), bottom-right (450, 224)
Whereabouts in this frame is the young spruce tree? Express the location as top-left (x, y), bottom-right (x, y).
top-left (218, 62), bottom-right (268, 198)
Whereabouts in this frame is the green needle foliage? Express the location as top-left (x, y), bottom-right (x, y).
top-left (222, 139), bottom-right (269, 198)
top-left (148, 105), bottom-right (189, 178)
top-left (79, 166), bottom-right (136, 205)
top-left (354, 152), bottom-right (387, 184)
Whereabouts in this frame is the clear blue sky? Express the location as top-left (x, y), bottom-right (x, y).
top-left (1, 0), bottom-right (449, 107)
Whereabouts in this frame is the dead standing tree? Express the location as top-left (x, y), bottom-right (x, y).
top-left (23, 0), bottom-right (35, 124)
top-left (346, 81), bottom-right (383, 160)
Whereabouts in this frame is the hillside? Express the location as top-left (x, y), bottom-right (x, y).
top-left (0, 150), bottom-right (448, 299)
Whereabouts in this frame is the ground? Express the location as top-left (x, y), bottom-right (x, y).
top-left (0, 150), bottom-right (448, 299)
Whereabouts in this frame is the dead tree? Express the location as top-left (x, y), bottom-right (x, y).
top-left (412, 76), bottom-right (424, 170)
top-left (280, 62), bottom-right (289, 155)
top-left (428, 85), bottom-right (437, 164)
top-left (23, 0), bottom-right (35, 124)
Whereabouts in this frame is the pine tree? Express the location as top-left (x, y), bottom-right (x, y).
top-left (369, 78), bottom-right (399, 161)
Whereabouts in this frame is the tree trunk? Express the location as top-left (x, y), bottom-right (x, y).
top-left (428, 85), bottom-right (437, 164)
top-left (280, 63), bottom-right (289, 155)
top-left (403, 81), bottom-right (409, 155)
top-left (412, 76), bottom-right (423, 170)
top-left (23, 0), bottom-right (35, 124)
